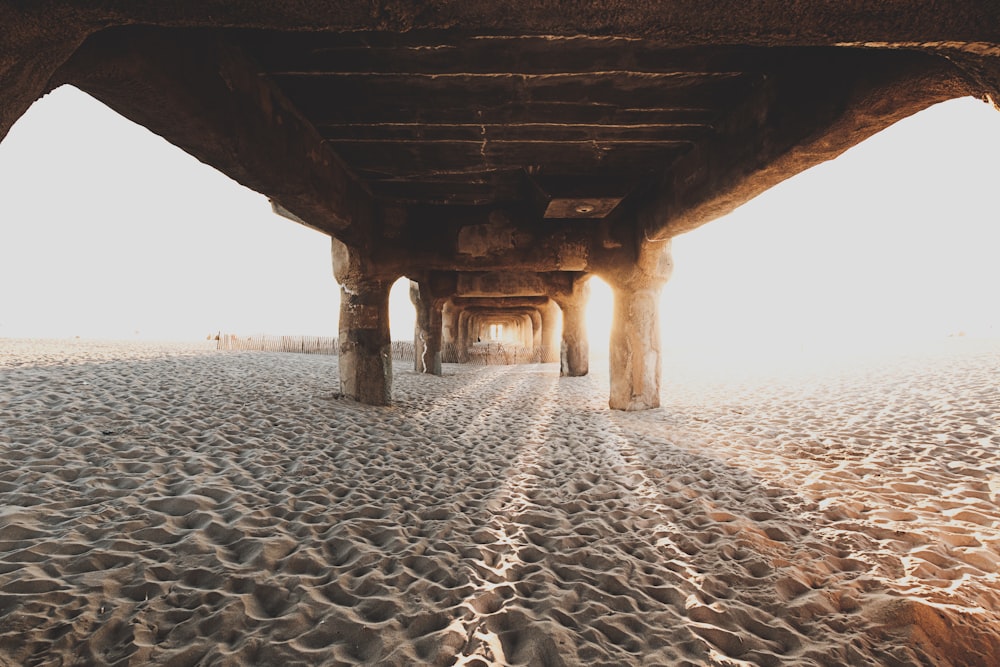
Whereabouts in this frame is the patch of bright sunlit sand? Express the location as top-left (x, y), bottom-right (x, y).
top-left (660, 333), bottom-right (1000, 386)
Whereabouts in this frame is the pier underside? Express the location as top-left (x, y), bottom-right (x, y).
top-left (2, 2), bottom-right (997, 408)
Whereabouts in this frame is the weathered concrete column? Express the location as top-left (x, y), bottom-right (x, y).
top-left (464, 311), bottom-right (478, 345)
top-left (514, 316), bottom-right (528, 347)
top-left (604, 241), bottom-right (674, 411)
top-left (456, 309), bottom-right (473, 361)
top-left (332, 238), bottom-right (396, 406)
top-left (441, 301), bottom-right (460, 362)
top-left (539, 300), bottom-right (561, 363)
top-left (529, 309), bottom-right (543, 359)
top-left (337, 278), bottom-right (394, 404)
top-left (409, 280), bottom-right (444, 375)
top-left (554, 277), bottom-right (591, 377)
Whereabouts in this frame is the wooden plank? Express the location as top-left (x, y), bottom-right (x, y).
top-left (328, 139), bottom-right (690, 177)
top-left (318, 122), bottom-right (713, 142)
top-left (240, 32), bottom-right (781, 75)
top-left (273, 71), bottom-right (755, 124)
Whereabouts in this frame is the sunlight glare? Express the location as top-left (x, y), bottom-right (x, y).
top-left (2, 88), bottom-right (998, 375)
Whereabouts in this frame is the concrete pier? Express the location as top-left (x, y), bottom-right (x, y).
top-left (337, 278), bottom-right (393, 405)
top-left (603, 242), bottom-right (673, 410)
top-left (3, 4), bottom-right (995, 409)
top-left (410, 280), bottom-right (444, 376)
top-left (540, 300), bottom-right (562, 364)
top-left (332, 239), bottom-right (396, 405)
top-left (555, 279), bottom-right (591, 378)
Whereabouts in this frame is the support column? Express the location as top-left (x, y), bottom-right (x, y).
top-left (442, 301), bottom-right (460, 363)
top-left (514, 316), bottom-right (527, 347)
top-left (457, 309), bottom-right (473, 361)
top-left (410, 280), bottom-right (444, 375)
top-left (529, 309), bottom-right (543, 360)
top-left (540, 300), bottom-right (561, 363)
top-left (604, 241), bottom-right (674, 411)
top-left (332, 238), bottom-right (396, 406)
top-left (554, 277), bottom-right (590, 377)
top-left (337, 278), bottom-right (393, 405)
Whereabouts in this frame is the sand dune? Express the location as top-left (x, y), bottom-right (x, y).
top-left (1, 337), bottom-right (998, 666)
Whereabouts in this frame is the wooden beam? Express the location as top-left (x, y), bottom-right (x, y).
top-left (273, 72), bottom-right (755, 124)
top-left (318, 123), bottom-right (713, 142)
top-left (639, 50), bottom-right (970, 241)
top-left (242, 34), bottom-right (779, 76)
top-left (369, 178), bottom-right (528, 206)
top-left (329, 140), bottom-right (689, 177)
top-left (7, 2), bottom-right (999, 51)
top-left (452, 296), bottom-right (549, 308)
top-left (55, 27), bottom-right (374, 242)
top-left (0, 8), bottom-right (95, 143)
top-left (307, 102), bottom-right (717, 126)
top-left (367, 169), bottom-right (647, 203)
top-left (453, 271), bottom-right (580, 298)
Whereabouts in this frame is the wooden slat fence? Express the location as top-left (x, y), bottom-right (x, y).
top-left (215, 334), bottom-right (338, 355)
top-left (215, 335), bottom-right (553, 366)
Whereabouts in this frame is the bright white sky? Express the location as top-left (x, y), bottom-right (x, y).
top-left (1, 86), bottom-right (999, 362)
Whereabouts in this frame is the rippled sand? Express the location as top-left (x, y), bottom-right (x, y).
top-left (1, 338), bottom-right (998, 666)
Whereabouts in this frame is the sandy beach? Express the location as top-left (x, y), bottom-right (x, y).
top-left (1, 337), bottom-right (998, 666)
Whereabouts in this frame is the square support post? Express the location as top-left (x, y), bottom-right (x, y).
top-left (554, 278), bottom-right (590, 377)
top-left (529, 309), bottom-right (543, 361)
top-left (441, 300), bottom-right (460, 363)
top-left (338, 279), bottom-right (394, 405)
top-left (603, 241), bottom-right (673, 411)
top-left (539, 299), bottom-right (561, 363)
top-left (457, 309), bottom-right (473, 362)
top-left (332, 238), bottom-right (396, 406)
top-left (608, 284), bottom-right (666, 410)
top-left (410, 280), bottom-right (444, 375)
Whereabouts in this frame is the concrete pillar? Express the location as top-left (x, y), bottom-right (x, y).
top-left (410, 280), bottom-right (443, 375)
top-left (467, 313), bottom-right (480, 344)
top-left (554, 278), bottom-right (590, 377)
top-left (427, 303), bottom-right (444, 372)
top-left (521, 314), bottom-right (533, 348)
top-left (529, 309), bottom-right (543, 359)
top-left (608, 283), bottom-right (665, 410)
top-left (332, 239), bottom-right (396, 406)
top-left (604, 242), bottom-right (673, 411)
top-left (441, 301), bottom-right (458, 362)
top-left (337, 278), bottom-right (393, 405)
top-left (540, 300), bottom-right (561, 363)
top-left (457, 309), bottom-right (473, 361)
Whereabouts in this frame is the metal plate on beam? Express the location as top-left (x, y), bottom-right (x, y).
top-left (544, 198), bottom-right (622, 219)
